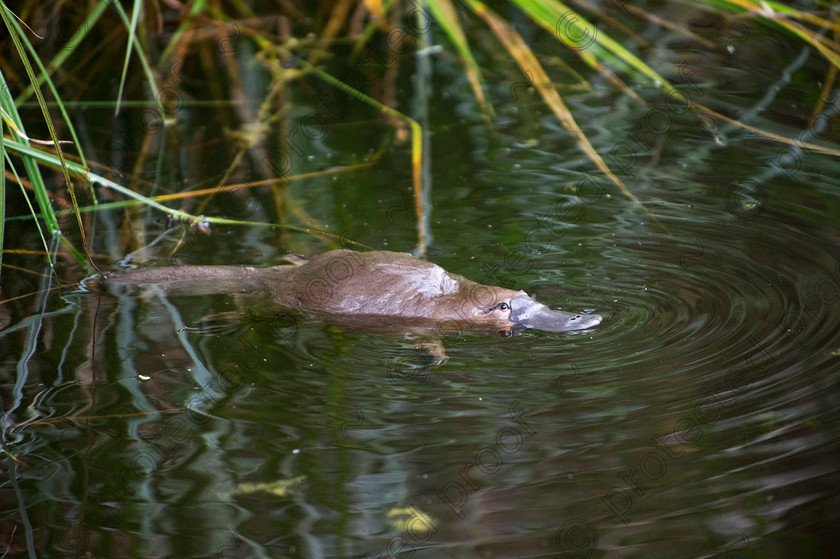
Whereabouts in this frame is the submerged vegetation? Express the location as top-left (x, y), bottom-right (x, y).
top-left (1, 0), bottom-right (838, 286)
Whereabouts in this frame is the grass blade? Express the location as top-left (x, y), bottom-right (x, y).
top-left (466, 0), bottom-right (661, 225)
top-left (702, 0), bottom-right (840, 69)
top-left (115, 0), bottom-right (143, 116)
top-left (1, 118), bottom-right (5, 281)
top-left (509, 0), bottom-right (686, 103)
top-left (1, 4), bottom-right (90, 263)
top-left (3, 150), bottom-right (55, 273)
top-left (2, 137), bottom-right (369, 248)
top-left (425, 0), bottom-right (495, 124)
top-left (0, 70), bottom-right (57, 235)
top-left (296, 59), bottom-right (426, 252)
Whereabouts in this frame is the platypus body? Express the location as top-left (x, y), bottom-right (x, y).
top-left (105, 249), bottom-right (602, 334)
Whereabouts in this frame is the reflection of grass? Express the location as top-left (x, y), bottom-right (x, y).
top-left (231, 475), bottom-right (306, 498)
top-left (1, 1), bottom-right (838, 276)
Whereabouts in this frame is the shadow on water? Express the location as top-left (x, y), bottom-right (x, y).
top-left (2, 3), bottom-right (840, 559)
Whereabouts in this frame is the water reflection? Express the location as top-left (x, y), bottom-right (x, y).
top-left (3, 14), bottom-right (840, 559)
top-left (3, 168), bottom-right (839, 558)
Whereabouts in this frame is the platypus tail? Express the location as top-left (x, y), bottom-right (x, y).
top-left (102, 265), bottom-right (275, 297)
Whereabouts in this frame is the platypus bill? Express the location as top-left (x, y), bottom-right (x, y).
top-left (104, 249), bottom-right (602, 335)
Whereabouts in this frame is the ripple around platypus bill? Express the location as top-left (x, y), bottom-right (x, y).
top-left (577, 229), bottom-right (839, 379)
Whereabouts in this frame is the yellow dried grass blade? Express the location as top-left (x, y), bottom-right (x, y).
top-left (701, 107), bottom-right (840, 157)
top-left (509, 0), bottom-right (688, 104)
top-left (468, 0), bottom-right (661, 226)
top-left (426, 0), bottom-right (495, 124)
top-left (296, 59), bottom-right (427, 253)
top-left (731, 1), bottom-right (840, 69)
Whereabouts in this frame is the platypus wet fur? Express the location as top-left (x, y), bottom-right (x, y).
top-left (105, 249), bottom-right (602, 334)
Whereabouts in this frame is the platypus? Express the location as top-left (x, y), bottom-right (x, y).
top-left (105, 249), bottom-right (602, 334)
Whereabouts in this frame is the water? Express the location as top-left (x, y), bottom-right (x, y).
top-left (2, 6), bottom-right (840, 559)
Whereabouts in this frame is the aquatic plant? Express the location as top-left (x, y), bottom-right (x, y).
top-left (1, 0), bottom-right (837, 279)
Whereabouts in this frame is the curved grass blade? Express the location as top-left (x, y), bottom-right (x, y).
top-left (1, 5), bottom-right (98, 271)
top-left (296, 59), bottom-right (427, 253)
top-left (467, 0), bottom-right (662, 226)
top-left (0, 18), bottom-right (58, 235)
top-left (110, 1), bottom-right (165, 121)
top-left (425, 0), bottom-right (495, 124)
top-left (701, 107), bottom-right (840, 157)
top-left (3, 138), bottom-right (369, 249)
top-left (3, 150), bottom-right (54, 273)
top-left (5, 15), bottom-right (90, 172)
top-left (1, 120), bottom-right (4, 280)
top-left (509, 0), bottom-right (688, 104)
top-left (14, 0), bottom-right (110, 113)
top-left (159, 0), bottom-right (208, 64)
top-left (115, 0), bottom-right (143, 116)
top-left (699, 0), bottom-right (840, 69)
top-left (6, 160), bottom-right (382, 236)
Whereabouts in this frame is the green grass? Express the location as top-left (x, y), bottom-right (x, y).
top-left (1, 0), bottom-right (837, 281)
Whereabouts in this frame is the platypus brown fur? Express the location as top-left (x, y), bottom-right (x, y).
top-left (105, 249), bottom-right (602, 334)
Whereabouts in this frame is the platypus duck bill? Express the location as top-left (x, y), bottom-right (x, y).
top-left (509, 294), bottom-right (602, 333)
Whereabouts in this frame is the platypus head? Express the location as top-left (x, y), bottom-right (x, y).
top-left (463, 289), bottom-right (602, 333)
top-left (507, 293), bottom-right (602, 332)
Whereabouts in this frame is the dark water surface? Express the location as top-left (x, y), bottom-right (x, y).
top-left (2, 8), bottom-right (840, 559)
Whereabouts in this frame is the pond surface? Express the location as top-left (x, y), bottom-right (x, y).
top-left (2, 5), bottom-right (840, 559)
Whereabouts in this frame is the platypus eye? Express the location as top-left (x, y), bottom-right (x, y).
top-left (496, 302), bottom-right (509, 311)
